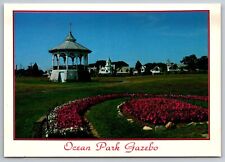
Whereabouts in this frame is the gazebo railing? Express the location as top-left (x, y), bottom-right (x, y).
top-left (53, 65), bottom-right (87, 70)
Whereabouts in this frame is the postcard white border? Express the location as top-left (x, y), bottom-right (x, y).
top-left (4, 3), bottom-right (221, 157)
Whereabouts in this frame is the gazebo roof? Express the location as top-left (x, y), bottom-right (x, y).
top-left (49, 31), bottom-right (91, 53)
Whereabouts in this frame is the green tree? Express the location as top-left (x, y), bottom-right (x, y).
top-left (197, 56), bottom-right (208, 71)
top-left (113, 61), bottom-right (129, 69)
top-left (135, 60), bottom-right (142, 74)
top-left (181, 54), bottom-right (198, 71)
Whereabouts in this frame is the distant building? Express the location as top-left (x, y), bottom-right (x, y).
top-left (99, 58), bottom-right (114, 75)
top-left (167, 63), bottom-right (179, 72)
top-left (133, 70), bottom-right (138, 75)
top-left (88, 66), bottom-right (97, 73)
top-left (116, 66), bottom-right (130, 75)
top-left (43, 69), bottom-right (52, 78)
top-left (150, 66), bottom-right (161, 75)
top-left (139, 65), bottom-right (161, 75)
top-left (177, 64), bottom-right (188, 72)
top-left (166, 60), bottom-right (188, 72)
top-left (141, 65), bottom-right (146, 73)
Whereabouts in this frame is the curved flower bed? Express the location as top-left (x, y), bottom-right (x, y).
top-left (120, 97), bottom-right (208, 125)
top-left (46, 93), bottom-right (208, 137)
top-left (46, 94), bottom-right (127, 137)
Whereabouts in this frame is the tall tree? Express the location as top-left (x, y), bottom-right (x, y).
top-left (180, 54), bottom-right (198, 71)
top-left (32, 63), bottom-right (40, 76)
top-left (135, 60), bottom-right (142, 74)
top-left (33, 62), bottom-right (39, 71)
top-left (197, 56), bottom-right (208, 71)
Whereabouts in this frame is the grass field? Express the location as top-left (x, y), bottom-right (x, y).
top-left (15, 74), bottom-right (208, 138)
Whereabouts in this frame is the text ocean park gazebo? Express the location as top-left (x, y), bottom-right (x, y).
top-left (48, 27), bottom-right (92, 82)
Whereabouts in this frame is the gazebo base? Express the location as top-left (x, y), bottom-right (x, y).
top-left (50, 69), bottom-right (78, 82)
top-left (50, 69), bottom-right (91, 82)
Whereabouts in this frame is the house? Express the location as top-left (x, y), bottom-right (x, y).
top-left (43, 69), bottom-right (52, 78)
top-left (141, 65), bottom-right (146, 73)
top-left (116, 66), bottom-right (130, 75)
top-left (167, 63), bottom-right (179, 72)
top-left (150, 66), bottom-right (161, 75)
top-left (177, 64), bottom-right (188, 72)
top-left (167, 62), bottom-right (188, 72)
top-left (88, 66), bottom-right (97, 74)
top-left (133, 70), bottom-right (138, 75)
top-left (99, 58), bottom-right (114, 75)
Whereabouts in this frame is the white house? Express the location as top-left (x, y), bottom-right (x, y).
top-left (133, 70), bottom-right (138, 75)
top-left (116, 66), bottom-right (130, 75)
top-left (141, 65), bottom-right (146, 73)
top-left (150, 66), bottom-right (161, 75)
top-left (167, 63), bottom-right (179, 72)
top-left (167, 62), bottom-right (188, 72)
top-left (88, 66), bottom-right (97, 73)
top-left (99, 58), bottom-right (113, 75)
top-left (177, 64), bottom-right (188, 72)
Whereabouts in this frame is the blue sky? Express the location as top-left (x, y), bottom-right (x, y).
top-left (14, 11), bottom-right (208, 70)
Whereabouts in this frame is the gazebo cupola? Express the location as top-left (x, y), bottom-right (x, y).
top-left (48, 25), bottom-right (92, 82)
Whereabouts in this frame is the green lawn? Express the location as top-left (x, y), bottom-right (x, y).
top-left (15, 74), bottom-right (208, 138)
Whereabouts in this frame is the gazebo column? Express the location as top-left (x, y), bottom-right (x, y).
top-left (84, 54), bottom-right (88, 66)
top-left (83, 54), bottom-right (88, 70)
top-left (52, 54), bottom-right (55, 69)
top-left (57, 54), bottom-right (60, 70)
top-left (76, 55), bottom-right (78, 69)
top-left (66, 53), bottom-right (68, 70)
top-left (79, 55), bottom-right (82, 65)
top-left (71, 56), bottom-right (74, 66)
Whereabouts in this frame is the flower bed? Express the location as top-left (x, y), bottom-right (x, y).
top-left (120, 97), bottom-right (208, 125)
top-left (46, 93), bottom-right (208, 137)
top-left (46, 94), bottom-right (126, 137)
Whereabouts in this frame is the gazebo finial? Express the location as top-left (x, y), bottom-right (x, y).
top-left (64, 23), bottom-right (76, 42)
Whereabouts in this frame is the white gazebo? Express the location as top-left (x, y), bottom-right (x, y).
top-left (49, 28), bottom-right (91, 82)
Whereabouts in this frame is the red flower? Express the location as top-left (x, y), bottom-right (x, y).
top-left (120, 97), bottom-right (208, 125)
